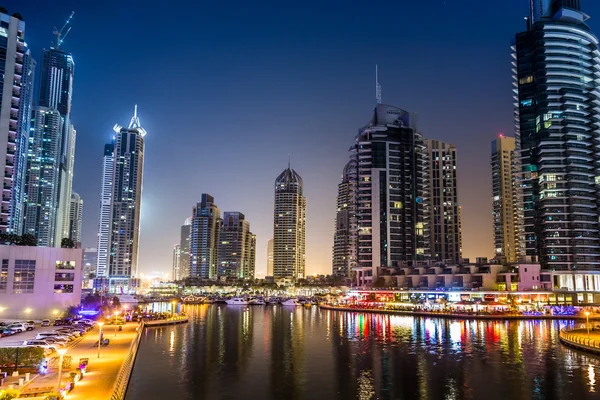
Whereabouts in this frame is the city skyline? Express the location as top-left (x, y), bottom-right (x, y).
top-left (9, 0), bottom-right (600, 277)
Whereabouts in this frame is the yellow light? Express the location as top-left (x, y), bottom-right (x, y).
top-left (25, 308), bottom-right (32, 314)
top-left (53, 310), bottom-right (59, 315)
top-left (585, 311), bottom-right (591, 317)
top-left (98, 322), bottom-right (104, 328)
top-left (57, 348), bottom-right (67, 356)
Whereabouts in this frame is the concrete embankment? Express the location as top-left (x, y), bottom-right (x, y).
top-left (559, 328), bottom-right (600, 355)
top-left (319, 304), bottom-right (590, 321)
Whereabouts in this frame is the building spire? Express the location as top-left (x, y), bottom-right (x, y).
top-left (129, 104), bottom-right (141, 129)
top-left (288, 154), bottom-right (291, 169)
top-left (376, 64), bottom-right (382, 105)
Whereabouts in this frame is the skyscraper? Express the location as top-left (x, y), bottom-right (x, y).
top-left (190, 194), bottom-right (221, 279)
top-left (172, 244), bottom-right (181, 281)
top-left (426, 139), bottom-right (461, 263)
top-left (273, 165), bottom-right (306, 279)
top-left (352, 104), bottom-right (430, 285)
top-left (0, 10), bottom-right (35, 234)
top-left (179, 217), bottom-right (192, 280)
top-left (69, 191), bottom-right (83, 245)
top-left (332, 159), bottom-right (357, 277)
top-left (108, 107), bottom-right (146, 292)
top-left (514, 0), bottom-right (600, 272)
top-left (38, 45), bottom-right (76, 244)
top-left (267, 239), bottom-right (274, 277)
top-left (219, 212), bottom-right (256, 279)
top-left (491, 135), bottom-right (519, 264)
top-left (95, 142), bottom-right (114, 278)
top-left (23, 107), bottom-right (62, 246)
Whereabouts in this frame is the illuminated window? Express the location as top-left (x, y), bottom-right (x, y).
top-left (415, 222), bottom-right (424, 236)
top-left (392, 202), bottom-right (403, 209)
top-left (519, 76), bottom-right (534, 85)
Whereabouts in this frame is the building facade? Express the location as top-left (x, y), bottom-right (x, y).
top-left (179, 217), bottom-right (191, 280)
top-left (69, 191), bottom-right (83, 245)
top-left (491, 135), bottom-right (519, 263)
top-left (108, 107), bottom-right (145, 292)
top-left (0, 245), bottom-right (82, 319)
top-left (426, 139), bottom-right (461, 263)
top-left (22, 107), bottom-right (62, 246)
top-left (0, 11), bottom-right (35, 234)
top-left (82, 247), bottom-right (97, 280)
top-left (172, 244), bottom-right (181, 281)
top-left (95, 142), bottom-right (114, 278)
top-left (513, 0), bottom-right (600, 271)
top-left (332, 159), bottom-right (357, 277)
top-left (190, 194), bottom-right (221, 279)
top-left (267, 238), bottom-right (273, 277)
top-left (218, 212), bottom-right (255, 279)
top-left (273, 166), bottom-right (306, 279)
top-left (352, 104), bottom-right (430, 285)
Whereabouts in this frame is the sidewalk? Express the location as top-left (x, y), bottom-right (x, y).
top-left (22, 322), bottom-right (138, 399)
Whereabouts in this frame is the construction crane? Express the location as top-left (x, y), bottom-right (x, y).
top-left (53, 11), bottom-right (74, 49)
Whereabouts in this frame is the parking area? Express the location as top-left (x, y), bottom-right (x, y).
top-left (0, 319), bottom-right (95, 347)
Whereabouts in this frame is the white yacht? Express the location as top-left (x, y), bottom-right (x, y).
top-left (249, 298), bottom-right (266, 305)
top-left (281, 298), bottom-right (301, 306)
top-left (226, 298), bottom-right (249, 305)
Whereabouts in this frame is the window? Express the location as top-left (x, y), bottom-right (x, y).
top-left (519, 76), bottom-right (534, 85)
top-left (56, 261), bottom-right (75, 270)
top-left (520, 99), bottom-right (533, 107)
top-left (54, 284), bottom-right (74, 294)
top-left (392, 202), bottom-right (403, 209)
top-left (13, 260), bottom-right (35, 294)
top-left (415, 222), bottom-right (424, 236)
top-left (55, 273), bottom-right (75, 282)
top-left (0, 259), bottom-right (7, 293)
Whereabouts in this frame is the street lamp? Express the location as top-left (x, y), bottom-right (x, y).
top-left (97, 322), bottom-right (104, 358)
top-left (114, 311), bottom-right (120, 337)
top-left (585, 311), bottom-right (591, 338)
top-left (56, 348), bottom-right (67, 392)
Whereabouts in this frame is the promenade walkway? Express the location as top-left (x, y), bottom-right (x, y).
top-left (21, 322), bottom-right (139, 399)
top-left (559, 326), bottom-right (600, 355)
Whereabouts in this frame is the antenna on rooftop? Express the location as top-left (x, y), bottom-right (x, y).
top-left (376, 65), bottom-right (382, 105)
top-left (53, 11), bottom-right (74, 49)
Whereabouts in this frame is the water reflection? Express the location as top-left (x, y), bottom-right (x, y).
top-left (126, 305), bottom-right (600, 400)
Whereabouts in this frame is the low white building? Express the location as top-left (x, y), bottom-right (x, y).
top-left (0, 245), bottom-right (83, 319)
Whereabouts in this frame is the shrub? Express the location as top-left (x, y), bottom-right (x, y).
top-left (44, 392), bottom-right (64, 400)
top-left (0, 347), bottom-right (44, 369)
top-left (0, 388), bottom-right (21, 400)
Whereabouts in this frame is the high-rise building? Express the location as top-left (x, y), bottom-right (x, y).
top-left (267, 239), bottom-right (274, 277)
top-left (426, 139), bottom-right (461, 263)
top-left (273, 165), bottom-right (306, 279)
top-left (95, 142), bottom-right (114, 278)
top-left (491, 135), bottom-right (519, 264)
top-left (352, 104), bottom-right (430, 285)
top-left (332, 159), bottom-right (357, 277)
top-left (190, 194), bottom-right (221, 279)
top-left (513, 0), bottom-right (600, 272)
top-left (108, 107), bottom-right (146, 292)
top-left (179, 217), bottom-right (192, 280)
top-left (218, 212), bottom-right (255, 279)
top-left (172, 244), bottom-right (181, 281)
top-left (38, 46), bottom-right (76, 244)
top-left (69, 192), bottom-right (83, 245)
top-left (22, 107), bottom-right (62, 246)
top-left (0, 11), bottom-right (35, 234)
top-left (83, 247), bottom-right (98, 280)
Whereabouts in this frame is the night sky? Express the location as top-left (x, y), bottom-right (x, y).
top-left (7, 0), bottom-right (600, 277)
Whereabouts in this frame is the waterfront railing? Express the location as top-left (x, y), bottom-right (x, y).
top-left (109, 321), bottom-right (145, 400)
top-left (559, 327), bottom-right (600, 354)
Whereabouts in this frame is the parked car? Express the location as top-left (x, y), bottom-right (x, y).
top-left (23, 340), bottom-right (58, 351)
top-left (24, 321), bottom-right (35, 331)
top-left (1, 329), bottom-right (16, 337)
top-left (53, 319), bottom-right (68, 326)
top-left (42, 337), bottom-right (67, 347)
top-left (41, 319), bottom-right (51, 327)
top-left (10, 323), bottom-right (27, 333)
top-left (36, 332), bottom-right (62, 340)
top-left (56, 329), bottom-right (80, 338)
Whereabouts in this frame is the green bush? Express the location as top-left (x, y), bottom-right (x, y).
top-left (0, 347), bottom-right (44, 368)
top-left (0, 388), bottom-right (21, 400)
top-left (44, 392), bottom-right (64, 400)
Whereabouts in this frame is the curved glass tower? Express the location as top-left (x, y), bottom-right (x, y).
top-left (514, 0), bottom-right (600, 271)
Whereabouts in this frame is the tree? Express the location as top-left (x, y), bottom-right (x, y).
top-left (112, 296), bottom-right (121, 308)
top-left (61, 238), bottom-right (75, 248)
top-left (18, 234), bottom-right (37, 246)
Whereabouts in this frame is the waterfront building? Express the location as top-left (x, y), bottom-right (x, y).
top-left (426, 139), bottom-right (461, 263)
top-left (219, 212), bottom-right (256, 279)
top-left (273, 165), bottom-right (306, 279)
top-left (0, 10), bottom-right (36, 234)
top-left (172, 244), bottom-right (181, 281)
top-left (108, 107), bottom-right (146, 292)
top-left (0, 244), bottom-right (82, 319)
top-left (352, 104), bottom-right (430, 285)
top-left (95, 142), bottom-right (114, 278)
top-left (179, 217), bottom-right (192, 279)
top-left (38, 46), bottom-right (76, 244)
top-left (513, 0), bottom-right (600, 273)
top-left (332, 159), bottom-right (357, 277)
top-left (190, 194), bottom-right (221, 279)
top-left (69, 191), bottom-right (83, 245)
top-left (22, 107), bottom-right (62, 246)
top-left (491, 135), bottom-right (519, 264)
top-left (267, 239), bottom-right (274, 277)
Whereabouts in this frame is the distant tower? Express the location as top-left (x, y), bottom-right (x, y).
top-left (190, 194), bottom-right (221, 279)
top-left (267, 239), bottom-right (274, 277)
top-left (219, 212), bottom-right (255, 279)
top-left (273, 165), bottom-right (306, 279)
top-left (96, 142), bottom-right (114, 278)
top-left (0, 10), bottom-right (36, 233)
top-left (426, 139), bottom-right (462, 263)
top-left (69, 192), bottom-right (83, 245)
top-left (172, 244), bottom-right (181, 281)
top-left (108, 106), bottom-right (146, 292)
top-left (332, 159), bottom-right (357, 277)
top-left (179, 217), bottom-right (192, 279)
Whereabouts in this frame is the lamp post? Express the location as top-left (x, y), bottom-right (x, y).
top-left (97, 322), bottom-right (104, 358)
top-left (114, 311), bottom-right (120, 337)
top-left (56, 348), bottom-right (67, 392)
top-left (585, 311), bottom-right (591, 338)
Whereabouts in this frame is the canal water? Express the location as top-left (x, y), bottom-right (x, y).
top-left (126, 305), bottom-right (600, 400)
